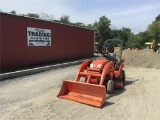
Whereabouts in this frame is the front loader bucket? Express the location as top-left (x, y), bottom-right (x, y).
top-left (57, 80), bottom-right (106, 107)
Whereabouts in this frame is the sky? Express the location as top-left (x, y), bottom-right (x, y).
top-left (0, 0), bottom-right (160, 33)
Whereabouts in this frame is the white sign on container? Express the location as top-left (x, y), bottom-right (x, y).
top-left (27, 27), bottom-right (51, 46)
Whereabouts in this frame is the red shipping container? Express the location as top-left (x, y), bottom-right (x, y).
top-left (0, 13), bottom-right (94, 71)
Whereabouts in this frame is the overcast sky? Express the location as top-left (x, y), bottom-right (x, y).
top-left (0, 0), bottom-right (160, 33)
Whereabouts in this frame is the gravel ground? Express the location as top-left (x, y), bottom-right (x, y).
top-left (0, 65), bottom-right (160, 120)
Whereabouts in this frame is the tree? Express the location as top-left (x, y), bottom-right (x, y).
top-left (94, 16), bottom-right (111, 43)
top-left (147, 21), bottom-right (160, 43)
top-left (125, 31), bottom-right (152, 49)
top-left (60, 15), bottom-right (70, 24)
top-left (155, 14), bottom-right (160, 22)
top-left (135, 31), bottom-right (152, 48)
top-left (72, 22), bottom-right (85, 27)
top-left (126, 34), bottom-right (139, 48)
top-left (125, 14), bottom-right (160, 49)
top-left (48, 15), bottom-right (55, 21)
top-left (10, 10), bottom-right (16, 14)
top-left (86, 24), bottom-right (95, 29)
top-left (110, 27), bottom-right (132, 47)
top-left (119, 27), bottom-right (131, 40)
top-left (39, 13), bottom-right (56, 21)
top-left (27, 13), bottom-right (39, 18)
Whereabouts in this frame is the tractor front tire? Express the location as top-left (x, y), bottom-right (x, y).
top-left (120, 70), bottom-right (125, 87)
top-left (107, 80), bottom-right (114, 94)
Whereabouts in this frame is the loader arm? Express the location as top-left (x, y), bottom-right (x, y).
top-left (100, 61), bottom-right (114, 85)
top-left (75, 60), bottom-right (92, 81)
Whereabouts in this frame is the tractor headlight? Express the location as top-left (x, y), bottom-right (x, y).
top-left (96, 64), bottom-right (103, 68)
top-left (90, 63), bottom-right (94, 68)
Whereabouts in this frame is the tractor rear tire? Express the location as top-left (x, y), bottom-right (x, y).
top-left (120, 70), bottom-right (125, 87)
top-left (122, 70), bottom-right (126, 85)
top-left (107, 80), bottom-right (114, 94)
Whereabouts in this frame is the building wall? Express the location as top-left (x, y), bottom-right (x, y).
top-left (0, 13), bottom-right (94, 70)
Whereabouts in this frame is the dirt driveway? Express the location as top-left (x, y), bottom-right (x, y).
top-left (0, 65), bottom-right (160, 120)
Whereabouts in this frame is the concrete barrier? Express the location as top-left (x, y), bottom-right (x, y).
top-left (0, 60), bottom-right (87, 81)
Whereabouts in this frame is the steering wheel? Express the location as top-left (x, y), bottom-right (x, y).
top-left (103, 53), bottom-right (112, 59)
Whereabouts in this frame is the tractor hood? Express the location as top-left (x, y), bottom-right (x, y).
top-left (90, 60), bottom-right (109, 68)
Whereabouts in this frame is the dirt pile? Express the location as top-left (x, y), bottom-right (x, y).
top-left (122, 49), bottom-right (160, 69)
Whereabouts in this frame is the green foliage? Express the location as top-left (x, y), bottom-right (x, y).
top-left (147, 21), bottom-right (160, 43)
top-left (120, 27), bottom-right (131, 41)
top-left (10, 10), bottom-right (16, 14)
top-left (60, 15), bottom-right (70, 24)
top-left (136, 31), bottom-right (152, 48)
top-left (93, 16), bottom-right (111, 43)
top-left (27, 13), bottom-right (39, 18)
top-left (125, 30), bottom-right (153, 49)
top-left (110, 27), bottom-right (132, 48)
top-left (155, 14), bottom-right (160, 22)
top-left (86, 24), bottom-right (95, 29)
top-left (125, 14), bottom-right (160, 48)
top-left (126, 34), bottom-right (142, 48)
top-left (72, 22), bottom-right (85, 27)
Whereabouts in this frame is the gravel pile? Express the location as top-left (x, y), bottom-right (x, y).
top-left (122, 49), bottom-right (160, 69)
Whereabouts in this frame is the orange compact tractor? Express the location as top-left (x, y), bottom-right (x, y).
top-left (57, 39), bottom-right (125, 107)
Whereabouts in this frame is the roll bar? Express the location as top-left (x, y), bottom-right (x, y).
top-left (103, 39), bottom-right (123, 62)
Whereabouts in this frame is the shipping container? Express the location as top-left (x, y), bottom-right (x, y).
top-left (0, 12), bottom-right (94, 71)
